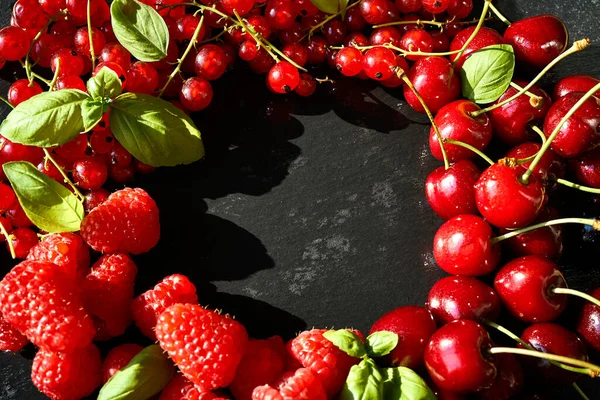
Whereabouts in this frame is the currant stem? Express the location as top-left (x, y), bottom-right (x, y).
top-left (553, 287), bottom-right (600, 309)
top-left (0, 96), bottom-right (13, 109)
top-left (573, 382), bottom-right (591, 400)
top-left (521, 80), bottom-right (600, 184)
top-left (443, 139), bottom-right (494, 165)
top-left (509, 81), bottom-right (543, 106)
top-left (488, 2), bottom-right (511, 25)
top-left (87, 0), bottom-right (96, 71)
top-left (451, 0), bottom-right (492, 68)
top-left (198, 28), bottom-right (226, 45)
top-left (300, 1), bottom-right (360, 41)
top-left (43, 149), bottom-right (85, 202)
top-left (0, 222), bottom-right (16, 259)
top-left (48, 60), bottom-right (60, 91)
top-left (373, 19), bottom-right (444, 29)
top-left (491, 217), bottom-right (600, 244)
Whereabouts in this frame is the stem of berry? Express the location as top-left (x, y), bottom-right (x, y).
top-left (0, 222), bottom-right (16, 259)
top-left (488, 2), bottom-right (511, 26)
top-left (300, 1), bottom-right (360, 41)
top-left (471, 39), bottom-right (591, 118)
top-left (87, 0), bottom-right (96, 70)
top-left (373, 19), bottom-right (444, 29)
top-left (521, 80), bottom-right (600, 184)
top-left (443, 138), bottom-right (494, 165)
top-left (198, 29), bottom-right (226, 45)
top-left (509, 82), bottom-right (543, 107)
top-left (552, 287), bottom-right (600, 309)
top-left (452, 0), bottom-right (492, 68)
top-left (555, 178), bottom-right (600, 194)
top-left (530, 125), bottom-right (547, 144)
top-left (573, 382), bottom-right (591, 400)
top-left (0, 96), bottom-right (13, 109)
top-left (42, 149), bottom-right (85, 202)
top-left (48, 60), bottom-right (60, 91)
top-left (491, 217), bottom-right (600, 244)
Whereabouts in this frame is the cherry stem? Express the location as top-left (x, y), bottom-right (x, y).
top-left (43, 149), bottom-right (85, 202)
top-left (491, 217), bottom-right (600, 244)
top-left (158, 15), bottom-right (205, 98)
top-left (553, 287), bottom-right (600, 309)
top-left (451, 0), bottom-right (492, 68)
top-left (521, 80), bottom-right (600, 184)
top-left (87, 0), bottom-right (96, 71)
top-left (472, 38), bottom-right (591, 119)
top-left (19, 61), bottom-right (52, 86)
top-left (509, 81), bottom-right (543, 106)
top-left (555, 178), bottom-right (600, 194)
top-left (0, 222), bottom-right (16, 259)
top-left (300, 1), bottom-right (360, 42)
top-left (373, 19), bottom-right (444, 29)
top-left (573, 382), bottom-right (591, 400)
top-left (198, 28), bottom-right (226, 45)
top-left (0, 96), bottom-right (14, 109)
top-left (530, 125), bottom-right (547, 145)
top-left (48, 60), bottom-right (60, 91)
top-left (443, 138), bottom-right (494, 165)
top-left (488, 2), bottom-right (511, 25)
top-left (400, 72), bottom-right (449, 169)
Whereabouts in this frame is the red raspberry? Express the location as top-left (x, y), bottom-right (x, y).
top-left (80, 187), bottom-right (160, 254)
top-left (31, 344), bottom-right (102, 400)
top-left (230, 336), bottom-right (287, 400)
top-left (159, 374), bottom-right (230, 400)
top-left (81, 253), bottom-right (138, 340)
top-left (156, 303), bottom-right (248, 391)
top-left (27, 233), bottom-right (90, 280)
top-left (287, 329), bottom-right (361, 397)
top-left (131, 274), bottom-right (198, 340)
top-left (0, 312), bottom-right (27, 351)
top-left (0, 260), bottom-right (95, 352)
top-left (252, 368), bottom-right (327, 400)
top-left (101, 343), bottom-right (143, 383)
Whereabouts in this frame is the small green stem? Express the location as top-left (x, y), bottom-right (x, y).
top-left (488, 2), bottom-right (511, 25)
top-left (43, 149), bottom-right (84, 201)
top-left (48, 60), bottom-right (60, 91)
top-left (0, 96), bottom-right (14, 109)
top-left (0, 221), bottom-right (16, 259)
top-left (573, 383), bottom-right (591, 400)
top-left (452, 0), bottom-right (492, 68)
top-left (491, 217), bottom-right (599, 244)
top-left (373, 19), bottom-right (444, 29)
top-left (531, 125), bottom-right (546, 145)
top-left (87, 0), bottom-right (96, 70)
top-left (444, 139), bottom-right (494, 165)
top-left (300, 1), bottom-right (360, 41)
top-left (510, 81), bottom-right (542, 105)
top-left (553, 287), bottom-right (600, 309)
top-left (198, 28), bottom-right (227, 44)
top-left (555, 178), bottom-right (600, 194)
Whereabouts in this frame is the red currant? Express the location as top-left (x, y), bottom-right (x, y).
top-left (335, 47), bottom-right (363, 77)
top-left (400, 29), bottom-right (434, 61)
top-left (0, 217), bottom-right (12, 243)
top-left (99, 43), bottom-right (131, 73)
top-left (12, 0), bottom-right (49, 32)
top-left (55, 75), bottom-right (87, 91)
top-left (221, 0), bottom-right (254, 16)
top-left (447, 0), bottom-right (472, 18)
top-left (265, 0), bottom-right (296, 30)
top-left (9, 227), bottom-right (38, 259)
top-left (395, 0), bottom-right (421, 13)
top-left (239, 40), bottom-right (259, 61)
top-left (344, 6), bottom-right (366, 32)
top-left (279, 23), bottom-right (303, 44)
top-left (37, 155), bottom-right (69, 182)
top-left (6, 203), bottom-right (33, 228)
top-left (8, 79), bottom-right (42, 106)
top-left (74, 27), bottom-right (106, 58)
top-left (89, 130), bottom-right (114, 155)
top-left (109, 142), bottom-right (132, 167)
top-left (39, 0), bottom-right (67, 16)
top-left (0, 183), bottom-right (16, 212)
top-left (126, 62), bottom-right (159, 95)
top-left (359, 0), bottom-right (389, 25)
top-left (83, 188), bottom-right (109, 212)
top-left (282, 43), bottom-right (309, 67)
top-left (175, 14), bottom-right (208, 42)
top-left (267, 61), bottom-right (300, 94)
top-left (180, 77), bottom-right (213, 111)
top-left (195, 44), bottom-right (228, 81)
top-left (1, 140), bottom-right (43, 165)
top-left (362, 46), bottom-right (396, 81)
top-left (51, 48), bottom-right (85, 77)
top-left (109, 164), bottom-right (135, 183)
top-left (54, 135), bottom-right (89, 162)
top-left (323, 19), bottom-right (347, 45)
top-left (0, 26), bottom-right (30, 61)
top-left (72, 156), bottom-right (108, 190)
top-left (422, 0), bottom-right (449, 14)
top-left (307, 36), bottom-right (328, 64)
top-left (133, 159), bottom-right (156, 174)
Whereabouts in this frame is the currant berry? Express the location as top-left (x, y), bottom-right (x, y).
top-left (307, 36), bottom-right (328, 64)
top-left (1, 140), bottom-right (43, 165)
top-left (37, 155), bottom-right (68, 182)
top-left (150, 39), bottom-right (179, 70)
top-left (72, 156), bottom-right (108, 190)
top-left (362, 46), bottom-right (396, 81)
top-left (359, 0), bottom-right (389, 25)
top-left (0, 217), bottom-right (12, 243)
top-left (323, 19), bottom-right (347, 45)
top-left (54, 135), bottom-right (89, 162)
top-left (39, 0), bottom-right (67, 16)
top-left (335, 47), bottom-right (363, 77)
top-left (282, 43), bottom-right (309, 67)
top-left (6, 203), bottom-right (33, 228)
top-left (370, 26), bottom-right (403, 48)
top-left (239, 40), bottom-right (259, 61)
top-left (83, 188), bottom-right (109, 212)
top-left (279, 23), bottom-right (303, 44)
top-left (109, 164), bottom-right (135, 183)
top-left (0, 183), bottom-right (16, 213)
top-left (8, 79), bottom-right (42, 106)
top-left (295, 0), bottom-right (319, 17)
top-left (180, 77), bottom-right (213, 111)
top-left (93, 62), bottom-right (127, 88)
top-left (0, 26), bottom-right (30, 61)
top-left (400, 30), bottom-right (434, 61)
top-left (12, 0), bottom-right (49, 32)
top-left (267, 61), bottom-right (300, 94)
top-left (9, 227), bottom-right (38, 259)
top-left (99, 43), bottom-right (131, 73)
top-left (265, 0), bottom-right (296, 30)
top-left (74, 27), bottom-right (106, 58)
top-left (109, 143), bottom-right (132, 168)
top-left (66, 0), bottom-right (101, 20)
top-left (89, 130), bottom-right (114, 155)
top-left (175, 14), bottom-right (207, 42)
top-left (195, 44), bottom-right (228, 81)
top-left (248, 48), bottom-right (275, 74)
top-left (157, 68), bottom-right (185, 98)
top-left (295, 73), bottom-right (317, 97)
top-left (422, 0), bottom-right (449, 13)
top-left (55, 75), bottom-right (87, 91)
top-left (51, 49), bottom-right (85, 77)
top-left (134, 159), bottom-right (156, 174)
top-left (395, 0), bottom-right (421, 13)
top-left (447, 0), bottom-right (472, 18)
top-left (221, 0), bottom-right (254, 16)
top-left (126, 62), bottom-right (159, 95)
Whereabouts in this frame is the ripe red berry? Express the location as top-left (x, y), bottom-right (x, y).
top-left (362, 46), bottom-right (396, 81)
top-left (90, 129), bottom-right (114, 155)
top-left (55, 75), bottom-right (87, 91)
top-left (102, 343), bottom-right (143, 383)
top-left (27, 232), bottom-right (91, 280)
top-left (0, 313), bottom-right (27, 352)
top-left (30, 33), bottom-right (63, 68)
top-left (195, 44), bottom-right (228, 81)
top-left (422, 0), bottom-right (450, 13)
top-left (6, 202), bottom-right (33, 228)
top-left (175, 14), bottom-right (207, 42)
top-left (8, 79), bottom-right (42, 106)
top-left (267, 61), bottom-right (300, 94)
top-left (281, 43), bottom-right (309, 67)
top-left (449, 26), bottom-right (503, 70)
top-left (50, 48), bottom-right (84, 77)
top-left (359, 0), bottom-right (389, 25)
top-left (180, 77), bottom-right (213, 111)
top-left (403, 56), bottom-right (461, 113)
top-left (99, 43), bottom-right (131, 73)
top-left (265, 0), bottom-right (296, 30)
top-left (74, 27), bottom-right (106, 58)
top-left (66, 0), bottom-right (101, 20)
top-left (553, 74), bottom-right (600, 101)
top-left (0, 26), bottom-right (30, 61)
top-left (54, 134), bottom-right (89, 161)
top-left (335, 47), bottom-right (363, 77)
top-left (0, 182), bottom-right (16, 212)
top-left (221, 0), bottom-right (254, 15)
top-left (400, 29), bottom-right (434, 61)
top-left (425, 159), bottom-right (479, 220)
top-left (0, 217), bottom-right (12, 244)
top-left (72, 156), bottom-right (108, 190)
top-left (7, 227), bottom-right (37, 258)
top-left (295, 73), bottom-right (317, 97)
top-left (39, 0), bottom-right (67, 16)
top-left (83, 188), bottom-right (110, 212)
top-left (447, 0), bottom-right (472, 18)
top-left (252, 368), bottom-right (327, 400)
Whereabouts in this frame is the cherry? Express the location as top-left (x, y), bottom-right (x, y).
top-left (294, 73), bottom-right (317, 97)
top-left (569, 148), bottom-right (600, 193)
top-left (12, 0), bottom-right (49, 32)
top-left (425, 159), bottom-right (479, 220)
top-left (72, 156), bottom-right (108, 190)
top-left (126, 62), bottom-right (159, 95)
top-left (475, 163), bottom-right (545, 229)
top-left (55, 75), bottom-right (86, 91)
top-left (323, 19), bottom-right (346, 45)
top-left (0, 26), bottom-right (30, 61)
top-left (395, 0), bottom-right (421, 13)
top-left (175, 14), bottom-right (207, 42)
top-left (267, 61), bottom-right (300, 94)
top-left (180, 77), bottom-right (213, 111)
top-left (7, 79), bottom-right (42, 107)
top-left (477, 354), bottom-right (524, 400)
top-left (400, 30), bottom-right (434, 61)
top-left (109, 142), bottom-right (132, 168)
top-left (99, 43), bottom-right (131, 73)
top-left (239, 41), bottom-right (259, 61)
top-left (404, 56), bottom-right (460, 114)
top-left (0, 217), bottom-right (12, 243)
top-left (307, 36), bottom-right (328, 64)
top-left (265, 0), bottom-right (296, 30)
top-left (369, 26), bottom-right (402, 48)
top-left (543, 91), bottom-right (600, 158)
top-left (576, 288), bottom-right (600, 352)
top-left (504, 142), bottom-right (565, 184)
top-left (425, 320), bottom-right (496, 393)
top-left (204, 3), bottom-right (228, 28)
top-left (369, 306), bottom-right (437, 369)
top-left (31, 33), bottom-right (64, 69)
top-left (9, 227), bottom-right (38, 259)
top-left (0, 183), bottom-right (16, 213)
top-left (66, 0), bottom-right (100, 20)
top-left (83, 188), bottom-right (109, 212)
top-left (433, 214), bottom-right (500, 276)
top-left (248, 47), bottom-right (275, 73)
top-left (281, 43), bottom-right (308, 67)
top-left (503, 15), bottom-right (568, 71)
top-left (449, 27), bottom-right (503, 70)
top-left (427, 276), bottom-right (501, 325)
top-left (6, 202), bottom-right (33, 228)
top-left (37, 154), bottom-right (69, 182)
top-left (221, 0), bottom-right (254, 16)
top-left (194, 44), bottom-right (228, 81)
top-left (54, 135), bottom-right (88, 162)
top-left (109, 164), bottom-right (135, 183)
top-left (334, 47), bottom-right (363, 77)
top-left (50, 49), bottom-right (85, 77)
top-left (359, 0), bottom-right (389, 25)
top-left (447, 0), bottom-right (472, 18)
top-left (279, 23), bottom-right (303, 44)
top-left (39, 0), bottom-right (66, 16)
top-left (344, 6), bottom-right (366, 32)
top-left (429, 100), bottom-right (492, 162)
top-left (519, 323), bottom-right (589, 384)
top-left (430, 31), bottom-right (450, 53)
top-left (1, 140), bottom-right (43, 165)
top-left (74, 27), bottom-right (106, 59)
top-left (362, 46), bottom-right (396, 81)
top-left (552, 75), bottom-right (600, 101)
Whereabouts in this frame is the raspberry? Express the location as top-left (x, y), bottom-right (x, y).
top-left (156, 303), bottom-right (248, 391)
top-left (131, 274), bottom-right (198, 340)
top-left (80, 187), bottom-right (160, 254)
top-left (287, 329), bottom-right (361, 397)
top-left (101, 343), bottom-right (144, 383)
top-left (159, 374), bottom-right (230, 400)
top-left (230, 336), bottom-right (287, 400)
top-left (31, 344), bottom-right (102, 400)
top-left (0, 260), bottom-right (95, 352)
top-left (252, 368), bottom-right (327, 400)
top-left (81, 253), bottom-right (138, 340)
top-left (27, 233), bottom-right (90, 280)
top-left (0, 312), bottom-right (27, 352)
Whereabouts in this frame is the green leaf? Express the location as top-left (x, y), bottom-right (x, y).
top-left (98, 345), bottom-right (175, 400)
top-left (365, 331), bottom-right (399, 358)
top-left (323, 329), bottom-right (367, 358)
top-left (381, 367), bottom-right (436, 400)
top-left (87, 66), bottom-right (123, 99)
top-left (340, 358), bottom-right (384, 400)
top-left (110, 0), bottom-right (169, 62)
top-left (460, 44), bottom-right (515, 104)
top-left (81, 98), bottom-right (106, 133)
top-left (0, 90), bottom-right (89, 147)
top-left (109, 93), bottom-right (204, 167)
top-left (310, 0), bottom-right (341, 14)
top-left (3, 162), bottom-right (84, 233)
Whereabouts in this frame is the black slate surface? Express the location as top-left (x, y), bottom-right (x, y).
top-left (2, 0), bottom-right (600, 399)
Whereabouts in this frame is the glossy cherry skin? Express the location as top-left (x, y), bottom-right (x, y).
top-left (553, 75), bottom-right (600, 101)
top-left (571, 147), bottom-right (600, 188)
top-left (425, 320), bottom-right (497, 394)
top-left (400, 29), bottom-right (434, 61)
top-left (488, 80), bottom-right (552, 145)
top-left (504, 142), bottom-right (565, 185)
top-left (494, 256), bottom-right (567, 323)
top-left (429, 100), bottom-right (492, 162)
top-left (476, 354), bottom-right (524, 400)
top-left (576, 288), bottom-right (600, 351)
top-left (504, 15), bottom-right (568, 71)
top-left (403, 57), bottom-right (461, 114)
top-left (449, 27), bottom-right (503, 70)
top-left (369, 306), bottom-right (437, 369)
top-left (425, 160), bottom-right (479, 220)
top-left (543, 92), bottom-right (600, 158)
top-left (475, 164), bottom-right (545, 229)
top-left (433, 214), bottom-right (500, 276)
top-left (427, 276), bottom-right (501, 325)
top-left (519, 323), bottom-right (589, 384)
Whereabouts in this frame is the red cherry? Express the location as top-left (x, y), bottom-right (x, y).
top-left (221, 0), bottom-right (254, 16)
top-left (427, 276), bottom-right (501, 325)
top-left (343, 6), bottom-right (366, 32)
top-left (72, 156), bottom-right (108, 190)
top-left (359, 0), bottom-right (389, 25)
top-left (66, 0), bottom-right (100, 20)
top-left (395, 0), bottom-right (421, 13)
top-left (362, 46), bottom-right (396, 81)
top-left (425, 320), bottom-right (497, 394)
top-left (0, 183), bottom-right (16, 212)
top-left (55, 75), bottom-right (87, 91)
top-left (433, 214), bottom-right (500, 276)
top-left (369, 306), bottom-right (437, 369)
top-left (400, 29), bottom-right (434, 61)
top-left (369, 26), bottom-right (402, 48)
top-left (0, 26), bottom-right (30, 61)
top-left (425, 159), bottom-right (479, 220)
top-left (50, 48), bottom-right (85, 77)
top-left (449, 27), bottom-right (503, 70)
top-left (503, 15), bottom-right (568, 71)
top-left (74, 27), bottom-right (106, 58)
top-left (9, 227), bottom-right (38, 259)
top-left (576, 288), bottom-right (600, 352)
top-left (294, 73), bottom-right (317, 97)
top-left (180, 77), bottom-right (213, 111)
top-left (39, 0), bottom-right (66, 16)
top-left (477, 354), bottom-right (524, 400)
top-left (83, 188), bottom-right (109, 212)
top-left (1, 140), bottom-right (44, 165)
top-left (8, 79), bottom-right (42, 106)
top-left (126, 62), bottom-right (159, 95)
top-left (195, 44), bottom-right (228, 81)
top-left (552, 75), bottom-right (600, 101)
top-left (334, 47), bottom-right (363, 77)
top-left (238, 40), bottom-right (259, 61)
top-left (30, 33), bottom-right (63, 69)
top-left (267, 61), bottom-right (300, 94)
top-left (265, 0), bottom-right (296, 30)
top-left (175, 14), bottom-right (207, 42)
top-left (98, 43), bottom-right (131, 73)
top-left (447, 0), bottom-right (472, 18)
top-left (504, 142), bottom-right (565, 184)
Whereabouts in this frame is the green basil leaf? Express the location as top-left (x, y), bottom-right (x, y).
top-left (0, 90), bottom-right (88, 147)
top-left (109, 93), bottom-right (204, 167)
top-left (323, 329), bottom-right (366, 358)
top-left (111, 0), bottom-right (169, 62)
top-left (98, 345), bottom-right (175, 400)
top-left (81, 98), bottom-right (106, 133)
top-left (3, 161), bottom-right (84, 233)
top-left (341, 358), bottom-right (384, 400)
top-left (87, 66), bottom-right (123, 99)
top-left (310, 0), bottom-right (341, 14)
top-left (339, 0), bottom-right (349, 17)
top-left (365, 331), bottom-right (399, 358)
top-left (460, 44), bottom-right (515, 104)
top-left (382, 367), bottom-right (436, 400)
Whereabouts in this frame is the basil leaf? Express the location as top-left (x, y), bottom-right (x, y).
top-left (341, 358), bottom-right (384, 400)
top-left (365, 331), bottom-right (399, 358)
top-left (460, 44), bottom-right (515, 104)
top-left (81, 98), bottom-right (106, 133)
top-left (381, 367), bottom-right (436, 400)
top-left (111, 0), bottom-right (169, 62)
top-left (98, 345), bottom-right (175, 400)
top-left (3, 161), bottom-right (84, 233)
top-left (310, 0), bottom-right (341, 14)
top-left (0, 90), bottom-right (88, 147)
top-left (109, 93), bottom-right (204, 167)
top-left (323, 329), bottom-right (366, 358)
top-left (87, 66), bottom-right (123, 100)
